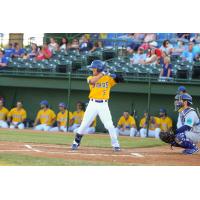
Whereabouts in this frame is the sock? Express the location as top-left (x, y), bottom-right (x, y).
top-left (74, 133), bottom-right (83, 146)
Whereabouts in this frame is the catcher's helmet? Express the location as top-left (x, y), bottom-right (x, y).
top-left (174, 93), bottom-right (192, 111)
top-left (90, 60), bottom-right (105, 72)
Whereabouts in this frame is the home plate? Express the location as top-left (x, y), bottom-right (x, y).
top-left (131, 153), bottom-right (144, 158)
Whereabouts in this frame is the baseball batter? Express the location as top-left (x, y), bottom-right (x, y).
top-left (71, 60), bottom-right (124, 151)
top-left (160, 93), bottom-right (200, 154)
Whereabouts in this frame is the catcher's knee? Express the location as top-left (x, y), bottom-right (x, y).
top-left (175, 132), bottom-right (186, 144)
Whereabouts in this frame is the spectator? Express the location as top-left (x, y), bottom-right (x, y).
top-left (126, 41), bottom-right (140, 55)
top-left (149, 41), bottom-right (162, 59)
top-left (158, 51), bottom-right (167, 65)
top-left (145, 48), bottom-right (158, 64)
top-left (79, 34), bottom-right (93, 52)
top-left (13, 42), bottom-right (25, 58)
top-left (139, 111), bottom-right (161, 138)
top-left (7, 101), bottom-right (27, 129)
top-left (130, 47), bottom-right (146, 64)
top-left (116, 111), bottom-right (137, 137)
top-left (50, 102), bottom-right (73, 132)
top-left (177, 33), bottom-right (190, 40)
top-left (69, 38), bottom-right (80, 50)
top-left (48, 37), bottom-right (59, 52)
top-left (132, 33), bottom-right (146, 41)
top-left (160, 40), bottom-right (173, 55)
top-left (90, 41), bottom-right (102, 52)
top-left (0, 99), bottom-right (9, 128)
top-left (4, 43), bottom-right (14, 58)
top-left (159, 108), bottom-right (172, 133)
top-left (0, 50), bottom-right (8, 69)
top-left (33, 100), bottom-right (56, 131)
top-left (143, 33), bottom-right (156, 43)
top-left (36, 43), bottom-right (52, 61)
top-left (27, 43), bottom-right (39, 58)
top-left (68, 101), bottom-right (85, 132)
top-left (60, 37), bottom-right (69, 50)
top-left (181, 42), bottom-right (196, 62)
top-left (172, 39), bottom-right (186, 56)
top-left (159, 56), bottom-right (172, 78)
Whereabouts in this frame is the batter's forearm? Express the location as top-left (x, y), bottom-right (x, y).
top-left (89, 73), bottom-right (104, 84)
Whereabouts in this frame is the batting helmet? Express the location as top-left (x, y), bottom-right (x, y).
top-left (177, 85), bottom-right (186, 93)
top-left (40, 100), bottom-right (49, 107)
top-left (90, 60), bottom-right (105, 72)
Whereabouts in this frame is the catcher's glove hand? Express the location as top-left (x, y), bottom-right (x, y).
top-left (159, 131), bottom-right (181, 149)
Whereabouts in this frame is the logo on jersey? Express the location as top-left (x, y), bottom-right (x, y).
top-left (95, 82), bottom-right (108, 88)
top-left (186, 118), bottom-right (193, 126)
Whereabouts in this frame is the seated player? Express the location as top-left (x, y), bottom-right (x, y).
top-left (68, 101), bottom-right (85, 132)
top-left (116, 111), bottom-right (137, 137)
top-left (160, 93), bottom-right (200, 155)
top-left (7, 101), bottom-right (27, 129)
top-left (139, 111), bottom-right (161, 138)
top-left (159, 108), bottom-right (173, 133)
top-left (34, 100), bottom-right (56, 131)
top-left (73, 118), bottom-right (97, 134)
top-left (0, 99), bottom-right (9, 128)
top-left (50, 102), bottom-right (73, 132)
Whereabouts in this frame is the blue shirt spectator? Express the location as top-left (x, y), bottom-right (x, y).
top-left (0, 50), bottom-right (8, 69)
top-left (13, 42), bottom-right (25, 58)
top-left (159, 56), bottom-right (172, 78)
top-left (79, 34), bottom-right (93, 52)
top-left (130, 47), bottom-right (146, 64)
top-left (181, 42), bottom-right (196, 62)
top-left (4, 43), bottom-right (14, 58)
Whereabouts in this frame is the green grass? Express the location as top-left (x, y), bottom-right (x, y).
top-left (0, 153), bottom-right (127, 166)
top-left (0, 130), bottom-right (165, 148)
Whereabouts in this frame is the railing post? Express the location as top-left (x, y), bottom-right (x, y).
top-left (146, 74), bottom-right (151, 137)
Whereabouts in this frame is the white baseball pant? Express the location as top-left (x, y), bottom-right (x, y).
top-left (50, 126), bottom-right (70, 132)
top-left (140, 128), bottom-right (161, 138)
top-left (116, 127), bottom-right (137, 137)
top-left (10, 122), bottom-right (25, 129)
top-left (34, 124), bottom-right (51, 131)
top-left (75, 100), bottom-right (120, 148)
top-left (185, 131), bottom-right (200, 144)
top-left (68, 124), bottom-right (80, 132)
top-left (0, 120), bottom-right (8, 128)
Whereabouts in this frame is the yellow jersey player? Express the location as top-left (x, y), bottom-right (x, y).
top-left (8, 101), bottom-right (27, 129)
top-left (71, 60), bottom-right (124, 151)
top-left (0, 99), bottom-right (9, 128)
top-left (116, 111), bottom-right (137, 137)
top-left (34, 100), bottom-right (56, 131)
top-left (50, 102), bottom-right (73, 132)
top-left (68, 101), bottom-right (85, 132)
top-left (159, 108), bottom-right (173, 133)
top-left (139, 111), bottom-right (161, 138)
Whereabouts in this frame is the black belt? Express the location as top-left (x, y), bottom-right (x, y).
top-left (91, 99), bottom-right (108, 103)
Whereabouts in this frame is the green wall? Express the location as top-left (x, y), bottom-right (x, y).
top-left (0, 75), bottom-right (200, 131)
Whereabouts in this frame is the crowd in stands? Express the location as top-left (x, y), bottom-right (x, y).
top-left (1, 33), bottom-right (200, 80)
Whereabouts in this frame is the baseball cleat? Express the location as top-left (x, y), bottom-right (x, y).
top-left (113, 147), bottom-right (121, 152)
top-left (182, 147), bottom-right (199, 155)
top-left (71, 142), bottom-right (79, 151)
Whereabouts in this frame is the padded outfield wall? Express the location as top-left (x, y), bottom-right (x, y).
top-left (0, 74), bottom-right (200, 132)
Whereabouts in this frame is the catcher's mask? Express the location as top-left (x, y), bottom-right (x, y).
top-left (174, 93), bottom-right (192, 112)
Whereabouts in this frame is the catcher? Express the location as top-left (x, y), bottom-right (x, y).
top-left (159, 93), bottom-right (200, 155)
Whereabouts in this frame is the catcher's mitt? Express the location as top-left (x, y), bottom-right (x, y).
top-left (159, 131), bottom-right (181, 148)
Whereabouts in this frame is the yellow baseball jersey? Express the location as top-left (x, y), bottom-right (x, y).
top-left (160, 116), bottom-right (172, 132)
top-left (118, 116), bottom-right (136, 128)
top-left (87, 75), bottom-right (116, 100)
top-left (0, 107), bottom-right (9, 121)
top-left (8, 108), bottom-right (27, 123)
top-left (36, 108), bottom-right (56, 126)
top-left (72, 110), bottom-right (85, 124)
top-left (140, 117), bottom-right (160, 130)
top-left (57, 110), bottom-right (73, 127)
top-left (90, 118), bottom-right (97, 127)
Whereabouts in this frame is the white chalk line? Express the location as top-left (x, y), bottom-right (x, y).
top-left (25, 144), bottom-right (144, 158)
top-left (0, 149), bottom-right (31, 152)
top-left (24, 145), bottom-right (43, 153)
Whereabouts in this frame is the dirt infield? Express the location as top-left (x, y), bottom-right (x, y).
top-left (0, 141), bottom-right (200, 165)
